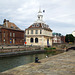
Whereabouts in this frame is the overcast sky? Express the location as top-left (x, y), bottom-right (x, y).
top-left (0, 0), bottom-right (75, 35)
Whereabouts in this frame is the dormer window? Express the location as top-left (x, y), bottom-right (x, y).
top-left (42, 25), bottom-right (44, 28)
top-left (36, 24), bottom-right (39, 27)
top-left (16, 27), bottom-right (18, 29)
top-left (32, 25), bottom-right (35, 27)
top-left (11, 26), bottom-right (14, 28)
top-left (44, 24), bottom-right (45, 27)
top-left (47, 25), bottom-right (49, 28)
top-left (45, 25), bottom-right (46, 27)
top-left (46, 25), bottom-right (48, 28)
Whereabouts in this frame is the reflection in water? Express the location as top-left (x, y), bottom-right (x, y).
top-left (0, 53), bottom-right (46, 72)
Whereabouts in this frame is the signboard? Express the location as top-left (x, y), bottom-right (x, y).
top-left (10, 39), bottom-right (12, 43)
top-left (25, 42), bottom-right (27, 44)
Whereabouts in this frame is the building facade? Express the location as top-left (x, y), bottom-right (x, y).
top-left (52, 33), bottom-right (65, 43)
top-left (72, 31), bottom-right (75, 37)
top-left (25, 9), bottom-right (52, 47)
top-left (0, 19), bottom-right (24, 45)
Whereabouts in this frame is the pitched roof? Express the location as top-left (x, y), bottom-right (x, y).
top-left (0, 24), bottom-right (3, 28)
top-left (27, 23), bottom-right (52, 31)
top-left (1, 27), bottom-right (24, 32)
top-left (3, 22), bottom-right (20, 30)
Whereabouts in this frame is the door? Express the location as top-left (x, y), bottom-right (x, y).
top-left (47, 38), bottom-right (50, 47)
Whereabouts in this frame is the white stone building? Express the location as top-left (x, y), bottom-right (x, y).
top-left (25, 9), bottom-right (52, 47)
top-left (72, 31), bottom-right (75, 37)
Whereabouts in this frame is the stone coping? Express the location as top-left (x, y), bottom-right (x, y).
top-left (0, 50), bottom-right (75, 75)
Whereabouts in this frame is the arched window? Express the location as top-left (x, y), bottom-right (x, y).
top-left (35, 38), bottom-right (38, 43)
top-left (30, 38), bottom-right (33, 43)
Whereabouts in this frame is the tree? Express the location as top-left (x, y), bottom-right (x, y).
top-left (65, 34), bottom-right (74, 43)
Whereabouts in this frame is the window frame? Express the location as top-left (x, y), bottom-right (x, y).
top-left (35, 30), bottom-right (38, 34)
top-left (40, 30), bottom-right (42, 34)
top-left (31, 30), bottom-right (33, 34)
top-left (30, 38), bottom-right (33, 43)
top-left (32, 25), bottom-right (35, 27)
top-left (13, 33), bottom-right (15, 37)
top-left (36, 24), bottom-right (39, 27)
top-left (10, 32), bottom-right (12, 37)
top-left (4, 33), bottom-right (5, 37)
top-left (35, 38), bottom-right (38, 43)
top-left (27, 30), bottom-right (29, 34)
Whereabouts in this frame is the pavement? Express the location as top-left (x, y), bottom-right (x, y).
top-left (0, 46), bottom-right (25, 49)
top-left (0, 50), bottom-right (75, 75)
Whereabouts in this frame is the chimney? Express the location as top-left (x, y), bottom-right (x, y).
top-left (3, 19), bottom-right (6, 23)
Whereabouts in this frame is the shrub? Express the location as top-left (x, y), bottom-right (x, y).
top-left (44, 47), bottom-right (56, 50)
top-left (44, 48), bottom-right (48, 50)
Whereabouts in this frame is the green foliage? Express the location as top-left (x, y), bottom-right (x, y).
top-left (44, 48), bottom-right (48, 50)
top-left (44, 47), bottom-right (56, 56)
top-left (52, 47), bottom-right (56, 49)
top-left (65, 34), bottom-right (74, 43)
top-left (44, 47), bottom-right (56, 50)
top-left (69, 42), bottom-right (73, 44)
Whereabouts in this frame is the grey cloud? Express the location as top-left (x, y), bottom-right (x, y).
top-left (0, 0), bottom-right (75, 35)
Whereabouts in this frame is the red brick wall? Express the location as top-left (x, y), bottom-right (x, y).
top-left (1, 28), bottom-right (24, 45)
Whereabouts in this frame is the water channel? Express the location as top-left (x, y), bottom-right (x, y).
top-left (0, 50), bottom-right (64, 72)
top-left (0, 53), bottom-right (48, 72)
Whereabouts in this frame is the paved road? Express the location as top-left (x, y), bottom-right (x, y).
top-left (1, 50), bottom-right (75, 75)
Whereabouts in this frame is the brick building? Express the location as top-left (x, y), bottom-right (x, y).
top-left (61, 36), bottom-right (65, 43)
top-left (0, 19), bottom-right (24, 45)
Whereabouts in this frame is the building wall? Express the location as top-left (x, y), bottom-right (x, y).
top-left (0, 30), bottom-right (2, 45)
top-left (1, 28), bottom-right (24, 45)
top-left (26, 36), bottom-right (52, 47)
top-left (42, 29), bottom-right (52, 37)
top-left (72, 31), bottom-right (75, 37)
top-left (26, 29), bottom-right (52, 36)
top-left (61, 36), bottom-right (65, 43)
top-left (26, 29), bottom-right (42, 35)
top-left (52, 35), bottom-right (61, 43)
top-left (44, 36), bottom-right (52, 46)
top-left (26, 36), bottom-right (42, 46)
top-left (25, 29), bottom-right (52, 47)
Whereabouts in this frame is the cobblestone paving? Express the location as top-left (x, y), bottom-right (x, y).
top-left (0, 50), bottom-right (75, 75)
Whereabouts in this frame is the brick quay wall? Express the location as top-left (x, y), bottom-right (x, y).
top-left (0, 46), bottom-right (43, 53)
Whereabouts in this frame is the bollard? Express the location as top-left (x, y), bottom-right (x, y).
top-left (35, 57), bottom-right (38, 63)
top-left (2, 46), bottom-right (3, 49)
top-left (35, 57), bottom-right (41, 63)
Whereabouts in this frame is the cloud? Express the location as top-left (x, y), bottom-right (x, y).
top-left (0, 0), bottom-right (75, 35)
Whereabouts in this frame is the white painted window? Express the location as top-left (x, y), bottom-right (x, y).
top-left (40, 30), bottom-right (42, 34)
top-left (36, 24), bottom-right (39, 27)
top-left (31, 30), bottom-right (33, 34)
top-left (10, 32), bottom-right (12, 37)
top-left (32, 25), bottom-right (35, 27)
top-left (13, 33), bottom-right (15, 37)
top-left (13, 39), bottom-right (15, 44)
top-left (35, 30), bottom-right (38, 34)
top-left (27, 30), bottom-right (29, 34)
top-left (4, 33), bottom-right (5, 37)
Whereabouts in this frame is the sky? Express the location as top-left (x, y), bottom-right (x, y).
top-left (0, 0), bottom-right (75, 35)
